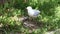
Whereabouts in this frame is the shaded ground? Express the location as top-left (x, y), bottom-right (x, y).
top-left (0, 17), bottom-right (60, 34)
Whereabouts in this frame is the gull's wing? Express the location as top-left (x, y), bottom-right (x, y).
top-left (33, 10), bottom-right (40, 16)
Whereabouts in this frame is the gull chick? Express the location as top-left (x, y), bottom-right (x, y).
top-left (26, 6), bottom-right (40, 17)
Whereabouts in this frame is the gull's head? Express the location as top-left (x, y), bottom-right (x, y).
top-left (26, 6), bottom-right (32, 10)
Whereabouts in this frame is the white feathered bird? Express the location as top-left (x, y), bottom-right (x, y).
top-left (26, 6), bottom-right (40, 17)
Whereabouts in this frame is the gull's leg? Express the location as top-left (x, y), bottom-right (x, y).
top-left (32, 18), bottom-right (36, 22)
top-left (32, 17), bottom-right (39, 25)
top-left (28, 17), bottom-right (33, 22)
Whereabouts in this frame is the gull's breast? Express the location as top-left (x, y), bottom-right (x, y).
top-left (28, 10), bottom-right (35, 17)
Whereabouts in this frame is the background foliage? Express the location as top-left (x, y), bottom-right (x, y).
top-left (0, 0), bottom-right (60, 34)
